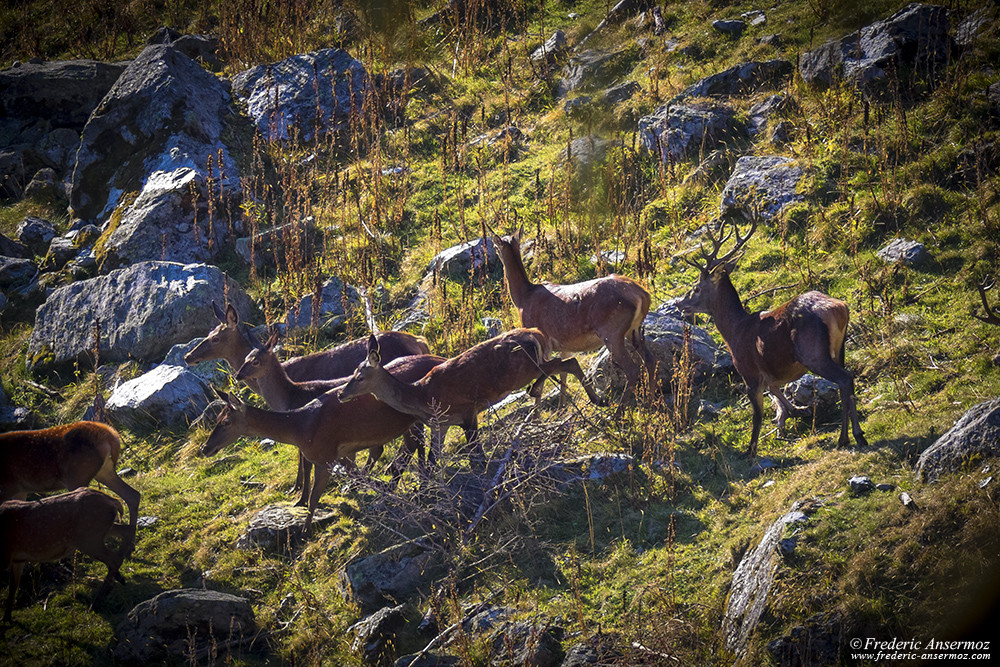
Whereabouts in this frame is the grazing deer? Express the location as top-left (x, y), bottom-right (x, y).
top-left (1, 488), bottom-right (130, 623)
top-left (185, 302), bottom-right (431, 493)
top-left (0, 421), bottom-right (141, 549)
top-left (340, 328), bottom-right (605, 469)
top-left (491, 228), bottom-right (656, 404)
top-left (200, 353), bottom-right (445, 533)
top-left (675, 216), bottom-right (867, 456)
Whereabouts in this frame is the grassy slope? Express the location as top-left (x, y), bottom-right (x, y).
top-left (2, 0), bottom-right (1000, 664)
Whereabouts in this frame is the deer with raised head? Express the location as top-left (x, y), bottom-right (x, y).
top-left (1, 488), bottom-right (130, 623)
top-left (491, 227), bottom-right (656, 405)
top-left (340, 328), bottom-right (605, 469)
top-left (675, 215), bottom-right (867, 456)
top-left (200, 353), bottom-right (445, 533)
top-left (0, 421), bottom-right (141, 550)
top-left (185, 302), bottom-right (431, 493)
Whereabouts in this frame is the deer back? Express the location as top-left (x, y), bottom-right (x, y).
top-left (284, 331), bottom-right (430, 382)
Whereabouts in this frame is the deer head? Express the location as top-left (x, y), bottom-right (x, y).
top-left (676, 214), bottom-right (758, 317)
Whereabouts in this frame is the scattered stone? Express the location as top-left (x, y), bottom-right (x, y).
top-left (876, 483), bottom-right (895, 492)
top-left (602, 80), bottom-right (641, 104)
top-left (23, 167), bottom-right (62, 202)
top-left (776, 374), bottom-right (840, 419)
top-left (530, 30), bottom-right (568, 66)
top-left (778, 537), bottom-right (797, 557)
top-left (673, 60), bottom-right (793, 102)
top-left (876, 239), bottom-right (929, 265)
top-left (748, 94), bottom-right (791, 135)
top-left (712, 20), bottom-right (746, 36)
top-left (749, 458), bottom-right (778, 478)
top-left (638, 102), bottom-right (744, 164)
top-left (900, 492), bottom-right (917, 509)
top-left (848, 475), bottom-right (874, 494)
top-left (349, 604), bottom-right (409, 666)
top-left (720, 155), bottom-right (804, 220)
top-left (113, 589), bottom-right (258, 664)
top-left (236, 504), bottom-right (337, 553)
top-left (488, 621), bottom-right (564, 667)
top-left (16, 216), bottom-right (56, 255)
top-left (41, 236), bottom-right (77, 272)
top-left (0, 232), bottom-right (29, 259)
top-left (564, 96), bottom-right (592, 118)
top-left (0, 256), bottom-right (38, 290)
top-left (338, 540), bottom-right (445, 614)
top-left (426, 237), bottom-right (500, 282)
top-left (106, 365), bottom-right (212, 430)
top-left (758, 34), bottom-right (783, 47)
top-left (137, 516), bottom-right (159, 529)
top-left (979, 476), bottom-right (993, 489)
top-left (284, 276), bottom-right (361, 333)
top-left (770, 120), bottom-right (795, 145)
top-left (560, 632), bottom-right (623, 666)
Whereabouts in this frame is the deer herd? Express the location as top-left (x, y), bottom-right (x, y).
top-left (0, 215), bottom-right (872, 622)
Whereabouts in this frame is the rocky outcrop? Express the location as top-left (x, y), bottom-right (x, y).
top-left (638, 103), bottom-right (744, 164)
top-left (426, 237), bottom-right (501, 282)
top-left (236, 504), bottom-right (338, 552)
top-left (719, 155), bottom-right (804, 220)
top-left (558, 49), bottom-right (637, 96)
top-left (106, 364), bottom-right (212, 430)
top-left (876, 238), bottom-right (929, 265)
top-left (338, 540), bottom-right (444, 614)
top-left (799, 3), bottom-right (953, 91)
top-left (16, 216), bottom-right (56, 255)
top-left (113, 589), bottom-right (258, 664)
top-left (232, 48), bottom-right (370, 143)
top-left (27, 261), bottom-right (252, 373)
top-left (349, 604), bottom-right (410, 666)
top-left (70, 44), bottom-right (244, 227)
top-left (285, 276), bottom-right (361, 332)
top-left (673, 60), bottom-right (793, 102)
top-left (917, 398), bottom-right (1000, 482)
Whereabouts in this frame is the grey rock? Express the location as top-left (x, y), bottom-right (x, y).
top-left (0, 256), bottom-right (38, 290)
top-left (770, 120), bottom-right (795, 145)
top-left (0, 233), bottom-right (29, 259)
top-left (748, 94), bottom-right (791, 136)
top-left (758, 34), bottom-right (783, 48)
top-left (587, 301), bottom-right (731, 398)
top-left (777, 374), bottom-right (841, 417)
top-left (113, 589), bottom-right (257, 664)
top-left (106, 364), bottom-right (212, 430)
top-left (163, 339), bottom-right (228, 385)
top-left (338, 540), bottom-right (444, 614)
top-left (16, 216), bottom-right (56, 255)
top-left (766, 611), bottom-right (843, 667)
top-left (463, 605), bottom-right (514, 634)
top-left (426, 237), bottom-right (500, 282)
top-left (876, 483), bottom-right (895, 492)
top-left (531, 30), bottom-right (568, 65)
top-left (712, 19), bottom-right (746, 36)
top-left (724, 502), bottom-right (813, 660)
top-left (876, 238), bottom-right (929, 265)
top-left (489, 621), bottom-right (564, 667)
top-left (955, 7), bottom-right (992, 47)
top-left (67, 224), bottom-right (101, 249)
top-left (236, 504), bottom-right (337, 552)
top-left (41, 236), bottom-right (77, 271)
top-left (71, 44), bottom-right (244, 226)
top-left (900, 491), bottom-right (917, 509)
top-left (349, 604), bottom-right (409, 666)
top-left (917, 398), bottom-right (1000, 482)
top-left (720, 155), bottom-right (804, 220)
top-left (36, 127), bottom-right (80, 177)
top-left (560, 632), bottom-right (623, 666)
top-left (638, 102), bottom-right (745, 164)
top-left (27, 261), bottom-right (252, 372)
top-left (555, 453), bottom-right (636, 486)
top-left (232, 48), bottom-right (370, 143)
top-left (749, 458), bottom-right (778, 478)
top-left (848, 475), bottom-right (874, 494)
top-left (673, 61), bottom-right (793, 102)
top-left (559, 49), bottom-right (633, 96)
top-left (23, 167), bottom-right (62, 202)
top-left (799, 3), bottom-right (953, 91)
top-left (285, 275), bottom-right (361, 332)
top-left (99, 166), bottom-right (240, 269)
top-left (172, 34), bottom-right (223, 71)
top-left (602, 80), bottom-right (641, 104)
top-left (235, 218), bottom-right (321, 273)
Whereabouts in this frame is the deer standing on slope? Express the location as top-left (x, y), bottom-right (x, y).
top-left (185, 302), bottom-right (430, 494)
top-left (675, 216), bottom-right (868, 456)
top-left (1, 488), bottom-right (130, 623)
top-left (491, 227), bottom-right (656, 405)
top-left (0, 421), bottom-right (141, 550)
top-left (200, 353), bottom-right (445, 533)
top-left (340, 328), bottom-right (605, 470)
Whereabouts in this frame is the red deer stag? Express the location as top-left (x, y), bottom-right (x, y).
top-left (0, 421), bottom-right (141, 549)
top-left (676, 216), bottom-right (867, 456)
top-left (185, 302), bottom-right (430, 493)
top-left (492, 228), bottom-right (655, 405)
top-left (1, 488), bottom-right (130, 622)
top-left (200, 353), bottom-right (445, 533)
top-left (340, 328), bottom-right (605, 470)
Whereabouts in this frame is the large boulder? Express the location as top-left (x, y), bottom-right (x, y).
top-left (917, 398), bottom-right (1000, 482)
top-left (113, 589), bottom-right (258, 664)
top-left (97, 167), bottom-right (240, 269)
top-left (719, 155), bottom-right (804, 220)
top-left (558, 49), bottom-right (636, 96)
top-left (70, 44), bottom-right (245, 227)
top-left (672, 60), bottom-right (793, 102)
top-left (530, 30), bottom-right (568, 66)
top-left (0, 59), bottom-right (126, 147)
top-left (638, 102), bottom-right (745, 164)
top-left (349, 604), bottom-right (410, 666)
top-left (16, 216), bottom-right (56, 256)
top-left (232, 48), bottom-right (370, 143)
top-left (106, 364), bottom-right (212, 430)
top-left (236, 504), bottom-right (338, 552)
top-left (27, 261), bottom-right (252, 373)
top-left (799, 3), bottom-right (953, 91)
top-left (425, 237), bottom-right (501, 283)
top-left (488, 621), bottom-right (564, 667)
top-left (284, 275), bottom-right (361, 332)
top-left (338, 540), bottom-right (445, 614)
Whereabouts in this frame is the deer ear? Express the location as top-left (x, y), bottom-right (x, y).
top-left (247, 327), bottom-right (263, 350)
top-left (366, 334), bottom-right (382, 366)
top-left (226, 304), bottom-right (240, 327)
top-left (212, 301), bottom-right (226, 323)
top-left (514, 224), bottom-right (524, 242)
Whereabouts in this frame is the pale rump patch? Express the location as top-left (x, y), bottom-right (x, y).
top-left (798, 292), bottom-right (848, 359)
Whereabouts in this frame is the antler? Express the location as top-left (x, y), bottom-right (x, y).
top-left (684, 212), bottom-right (759, 272)
top-left (974, 278), bottom-right (1000, 326)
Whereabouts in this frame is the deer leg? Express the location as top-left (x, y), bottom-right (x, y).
top-left (631, 328), bottom-right (658, 394)
top-left (604, 334), bottom-right (642, 405)
top-left (747, 382), bottom-right (765, 457)
top-left (293, 454), bottom-right (306, 493)
top-left (463, 418), bottom-right (486, 474)
top-left (768, 383), bottom-right (808, 435)
top-left (81, 541), bottom-right (124, 610)
top-left (295, 456), bottom-right (313, 508)
top-left (4, 563), bottom-right (23, 623)
top-left (540, 357), bottom-right (605, 406)
top-left (93, 468), bottom-right (141, 555)
top-left (798, 335), bottom-right (868, 448)
top-left (304, 462), bottom-right (332, 535)
top-left (362, 446), bottom-right (385, 474)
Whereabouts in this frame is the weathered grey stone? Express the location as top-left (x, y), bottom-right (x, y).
top-left (770, 120), bottom-right (795, 145)
top-left (113, 589), bottom-right (257, 664)
top-left (27, 261), bottom-right (252, 372)
top-left (560, 632), bottom-right (623, 667)
top-left (426, 237), bottom-right (500, 282)
top-left (338, 540), bottom-right (444, 614)
top-left (236, 504), bottom-right (337, 552)
top-left (0, 233), bottom-right (29, 259)
top-left (724, 502), bottom-right (813, 660)
top-left (955, 7), bottom-right (992, 47)
top-left (71, 44), bottom-right (244, 226)
top-left (530, 30), bottom-right (568, 65)
top-left (917, 398), bottom-right (1000, 482)
top-left (848, 475), bottom-right (875, 494)
top-left (638, 102), bottom-right (744, 164)
top-left (41, 236), bottom-right (77, 271)
top-left (0, 256), bottom-right (38, 290)
top-left (720, 155), bottom-right (804, 220)
top-left (232, 48), bottom-right (370, 143)
top-left (602, 80), bottom-right (641, 104)
top-left (876, 238), bottom-right (929, 265)
top-left (350, 604), bottom-right (409, 666)
top-left (777, 374), bottom-right (841, 417)
top-left (23, 167), bottom-right (62, 202)
top-left (285, 275), bottom-right (361, 332)
top-left (766, 611), bottom-right (844, 667)
top-left (559, 49), bottom-right (633, 96)
top-left (673, 61), bottom-right (792, 102)
top-left (16, 216), bottom-right (56, 255)
top-left (235, 218), bottom-right (321, 273)
top-left (748, 94), bottom-right (791, 135)
top-left (799, 4), bottom-right (952, 91)
top-left (488, 621), bottom-right (564, 667)
top-left (712, 19), bottom-right (746, 36)
top-left (106, 364), bottom-right (212, 430)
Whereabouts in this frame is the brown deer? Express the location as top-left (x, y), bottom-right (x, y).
top-left (340, 328), bottom-right (605, 469)
top-left (185, 302), bottom-right (431, 493)
top-left (1, 488), bottom-right (130, 622)
top-left (200, 353), bottom-right (445, 533)
top-left (491, 227), bottom-right (656, 404)
top-left (0, 421), bottom-right (141, 549)
top-left (675, 216), bottom-right (867, 456)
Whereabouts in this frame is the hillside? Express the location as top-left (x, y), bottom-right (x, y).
top-left (1, 1), bottom-right (999, 665)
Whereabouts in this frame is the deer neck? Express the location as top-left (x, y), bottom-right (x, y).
top-left (253, 359), bottom-right (299, 411)
top-left (709, 274), bottom-right (752, 341)
top-left (243, 403), bottom-right (311, 446)
top-left (366, 367), bottom-right (435, 422)
top-left (500, 249), bottom-right (535, 306)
